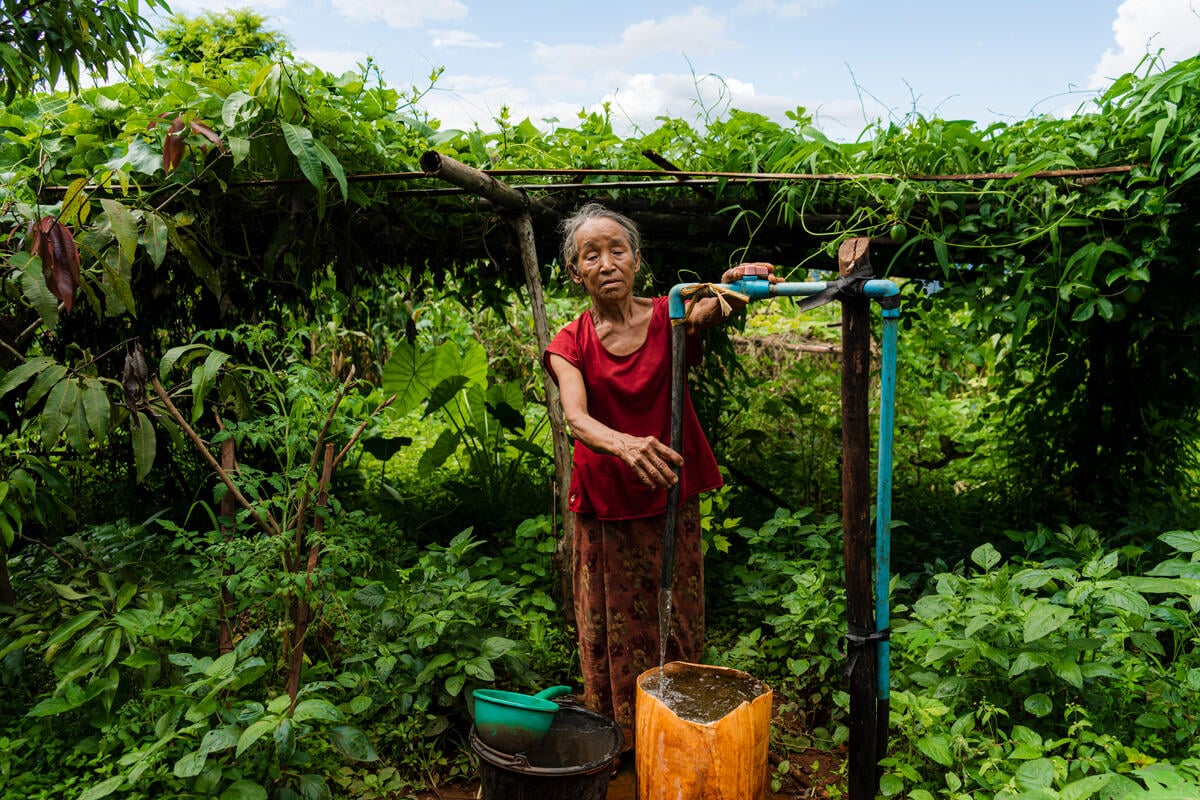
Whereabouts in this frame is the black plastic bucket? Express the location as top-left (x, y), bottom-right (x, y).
top-left (471, 704), bottom-right (624, 800)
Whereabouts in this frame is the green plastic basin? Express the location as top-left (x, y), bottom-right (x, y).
top-left (472, 685), bottom-right (573, 753)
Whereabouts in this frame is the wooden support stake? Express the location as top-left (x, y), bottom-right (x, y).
top-left (839, 237), bottom-right (878, 800)
top-left (419, 151), bottom-right (576, 623)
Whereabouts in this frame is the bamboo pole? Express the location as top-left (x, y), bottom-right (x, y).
top-left (420, 151), bottom-right (576, 623)
top-left (839, 237), bottom-right (878, 800)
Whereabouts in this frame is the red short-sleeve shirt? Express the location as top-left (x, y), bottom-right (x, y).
top-left (543, 296), bottom-right (723, 520)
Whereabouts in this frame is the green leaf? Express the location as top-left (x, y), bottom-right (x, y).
top-left (205, 651), bottom-right (237, 679)
top-left (45, 609), bottom-right (103, 649)
top-left (915, 734), bottom-right (953, 766)
top-left (219, 780), bottom-right (267, 800)
top-left (236, 718), bottom-right (277, 756)
top-left (100, 199), bottom-right (138, 267)
top-left (292, 698), bottom-right (342, 723)
top-left (199, 725), bottom-right (241, 756)
top-left (19, 252), bottom-right (60, 330)
top-left (25, 362), bottom-right (68, 406)
top-left (970, 543), bottom-right (1001, 571)
top-left (1023, 693), bottom-right (1053, 717)
top-left (424, 375), bottom-right (469, 417)
top-left (330, 725), bottom-right (378, 762)
top-left (1060, 774), bottom-right (1114, 800)
top-left (281, 122), bottom-right (323, 190)
top-left (312, 138), bottom-right (347, 199)
top-left (41, 376), bottom-right (79, 447)
top-left (299, 774), bottom-right (333, 800)
top-left (173, 749), bottom-right (207, 778)
top-left (0, 356), bottom-right (57, 398)
top-left (144, 212), bottom-right (169, 267)
top-left (78, 775), bottom-right (125, 800)
top-left (82, 378), bottom-right (111, 441)
top-left (1023, 602), bottom-right (1071, 642)
top-left (1160, 530), bottom-right (1200, 553)
top-left (132, 412), bottom-right (156, 483)
top-left (381, 341), bottom-right (439, 417)
top-left (50, 581), bottom-right (93, 601)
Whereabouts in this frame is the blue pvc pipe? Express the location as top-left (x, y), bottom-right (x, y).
top-left (667, 273), bottom-right (899, 703)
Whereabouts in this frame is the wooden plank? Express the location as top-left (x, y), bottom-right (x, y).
top-left (839, 237), bottom-right (878, 800)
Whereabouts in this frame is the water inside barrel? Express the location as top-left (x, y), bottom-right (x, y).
top-left (641, 665), bottom-right (765, 724)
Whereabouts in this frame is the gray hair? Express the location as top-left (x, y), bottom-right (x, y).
top-left (558, 203), bottom-right (641, 271)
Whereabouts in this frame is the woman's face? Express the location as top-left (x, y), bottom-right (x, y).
top-left (570, 217), bottom-right (640, 302)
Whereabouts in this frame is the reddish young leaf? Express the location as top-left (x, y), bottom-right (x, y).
top-left (189, 119), bottom-right (225, 154)
top-left (163, 116), bottom-right (187, 172)
top-left (30, 216), bottom-right (81, 313)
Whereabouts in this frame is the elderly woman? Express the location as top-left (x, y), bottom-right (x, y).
top-left (543, 202), bottom-right (776, 749)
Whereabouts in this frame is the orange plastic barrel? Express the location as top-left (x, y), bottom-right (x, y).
top-left (635, 661), bottom-right (772, 800)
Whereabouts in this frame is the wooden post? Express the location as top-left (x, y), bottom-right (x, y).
top-left (839, 237), bottom-right (878, 800)
top-left (419, 151), bottom-right (576, 622)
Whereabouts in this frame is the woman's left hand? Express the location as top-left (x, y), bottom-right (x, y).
top-left (721, 262), bottom-right (781, 284)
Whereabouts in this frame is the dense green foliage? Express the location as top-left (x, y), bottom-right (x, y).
top-left (0, 0), bottom-right (170, 100)
top-left (2, 11), bottom-right (1200, 799)
top-left (155, 9), bottom-right (292, 68)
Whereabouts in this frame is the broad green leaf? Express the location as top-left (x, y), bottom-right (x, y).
top-left (100, 199), bottom-right (138, 267)
top-left (1014, 758), bottom-right (1056, 789)
top-left (219, 780), bottom-right (267, 800)
top-left (0, 356), bottom-right (57, 398)
top-left (915, 734), bottom-right (953, 766)
top-left (221, 91), bottom-right (256, 128)
top-left (19, 252), bottom-right (59, 330)
top-left (424, 375), bottom-right (469, 417)
top-left (281, 122), bottom-right (323, 190)
top-left (67, 388), bottom-right (90, 454)
top-left (204, 651), bottom-right (237, 679)
top-left (82, 378), bottom-right (111, 441)
top-left (159, 344), bottom-right (210, 381)
top-left (1160, 530), bottom-right (1200, 553)
top-left (25, 362), bottom-right (68, 406)
top-left (312, 138), bottom-right (347, 199)
top-left (1023, 693), bottom-right (1053, 717)
top-left (144, 211), bottom-right (168, 267)
top-left (236, 718), bottom-right (277, 756)
top-left (173, 749), bottom-right (206, 778)
top-left (271, 716), bottom-right (294, 759)
top-left (970, 543), bottom-right (1001, 571)
top-left (199, 725), bottom-right (241, 756)
top-left (132, 412), bottom-right (156, 483)
top-left (78, 774), bottom-right (124, 800)
top-left (417, 428), bottom-right (459, 472)
top-left (42, 377), bottom-right (79, 447)
top-left (330, 725), bottom-right (378, 762)
top-left (292, 698), bottom-right (342, 723)
top-left (50, 581), bottom-right (93, 601)
top-left (381, 341), bottom-right (439, 417)
top-left (1023, 602), bottom-right (1071, 642)
top-left (299, 774), bottom-right (333, 800)
top-left (1060, 774), bottom-right (1114, 800)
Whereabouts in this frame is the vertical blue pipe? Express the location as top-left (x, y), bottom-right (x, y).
top-left (874, 306), bottom-right (898, 703)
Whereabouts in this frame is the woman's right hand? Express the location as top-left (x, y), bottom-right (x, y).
top-left (617, 434), bottom-right (683, 488)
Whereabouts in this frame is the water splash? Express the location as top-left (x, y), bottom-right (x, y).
top-left (641, 665), bottom-right (766, 725)
top-left (657, 587), bottom-right (673, 669)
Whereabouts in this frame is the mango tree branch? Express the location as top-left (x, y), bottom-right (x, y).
top-left (150, 375), bottom-right (282, 538)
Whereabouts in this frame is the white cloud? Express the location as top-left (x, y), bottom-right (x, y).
top-left (1090, 0), bottom-right (1200, 87)
top-left (295, 48), bottom-right (369, 75)
top-left (532, 9), bottom-right (730, 74)
top-left (430, 30), bottom-right (503, 49)
top-left (735, 0), bottom-right (834, 17)
top-left (330, 0), bottom-right (467, 29)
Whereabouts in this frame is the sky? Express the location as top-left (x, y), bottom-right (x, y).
top-left (150, 0), bottom-right (1200, 139)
